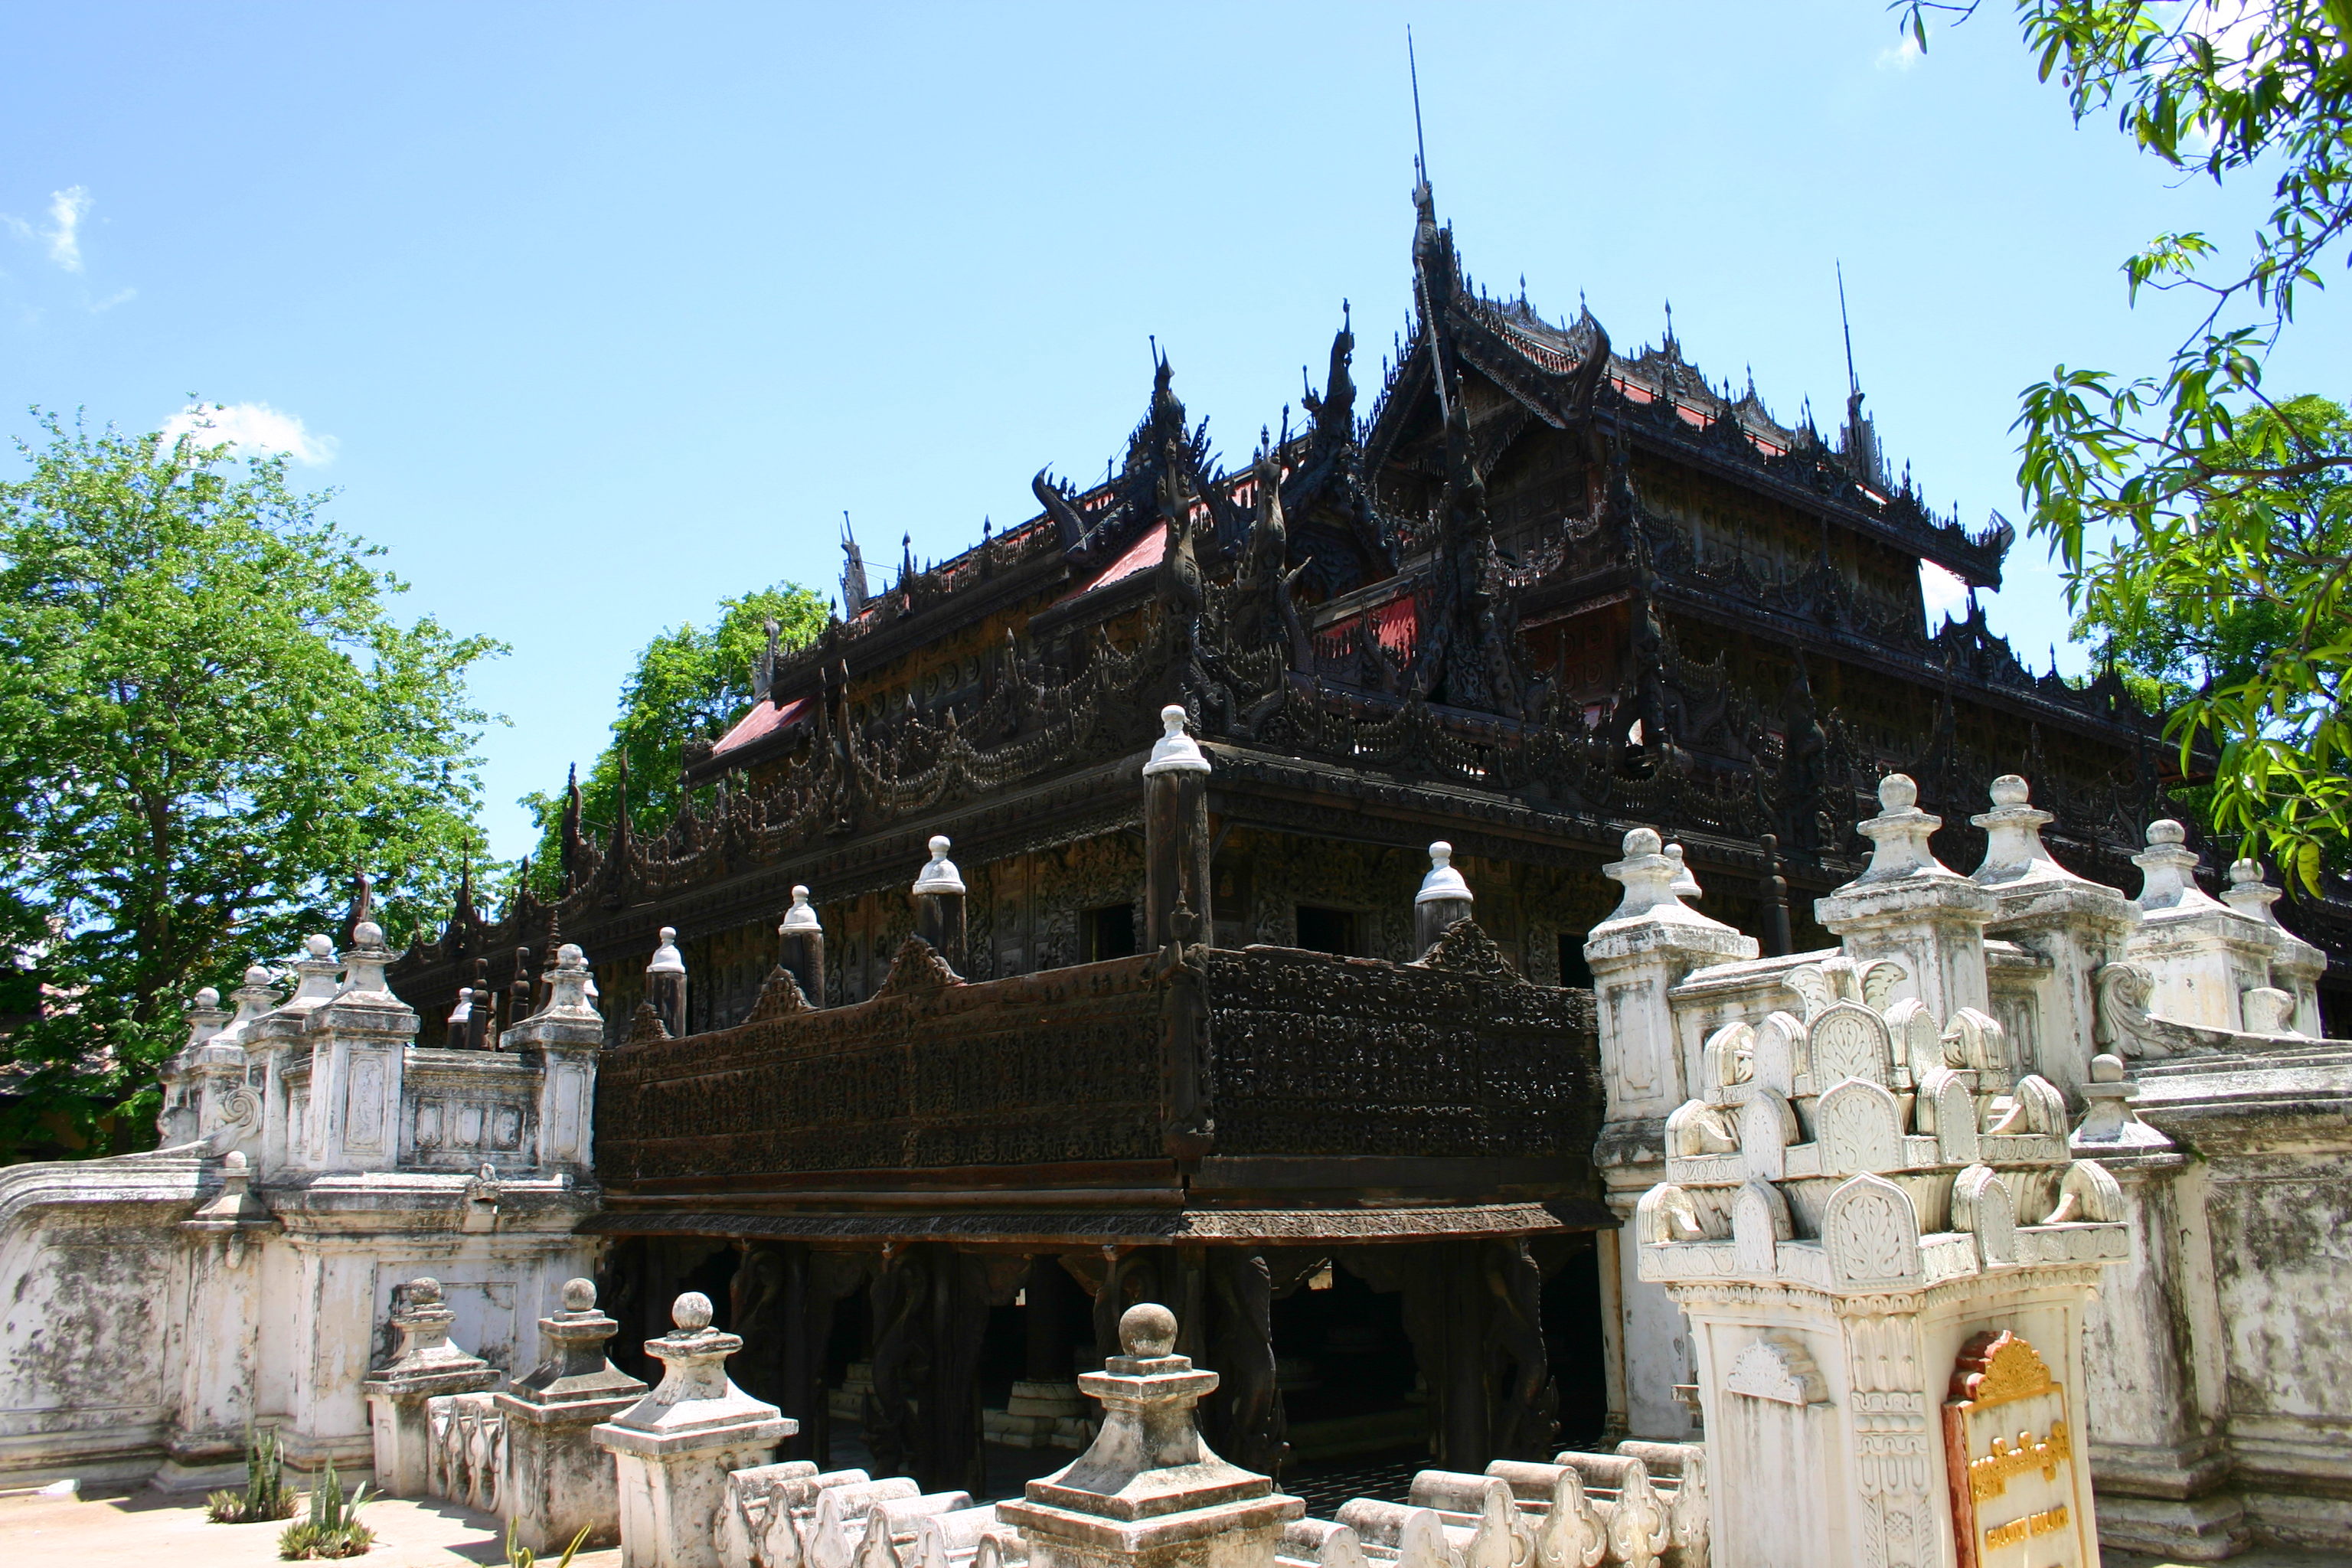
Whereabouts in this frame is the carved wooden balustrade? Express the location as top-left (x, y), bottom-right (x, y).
top-left (593, 921), bottom-right (1599, 1210)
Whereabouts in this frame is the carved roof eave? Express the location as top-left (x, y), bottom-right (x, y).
top-left (1606, 406), bottom-right (2005, 590)
top-left (385, 755), bottom-right (1151, 1007)
top-left (1025, 554), bottom-right (1162, 640)
top-left (1365, 325), bottom-right (2007, 590)
top-left (760, 535), bottom-right (1076, 701)
top-left (1200, 739), bottom-right (1854, 884)
top-left (1636, 576), bottom-right (2164, 745)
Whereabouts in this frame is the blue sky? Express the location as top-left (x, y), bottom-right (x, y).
top-left (6, 2), bottom-right (2345, 861)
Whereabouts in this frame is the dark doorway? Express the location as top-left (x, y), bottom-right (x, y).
top-left (1271, 1259), bottom-right (1424, 1472)
top-left (1537, 1234), bottom-right (1609, 1447)
top-left (1295, 906), bottom-right (1358, 956)
top-left (1557, 933), bottom-right (1594, 990)
top-left (1084, 904), bottom-right (1137, 961)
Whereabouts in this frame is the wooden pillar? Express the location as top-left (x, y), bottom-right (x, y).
top-left (1142, 704), bottom-right (1213, 947)
top-left (778, 886), bottom-right (828, 1004)
top-left (911, 838), bottom-right (967, 966)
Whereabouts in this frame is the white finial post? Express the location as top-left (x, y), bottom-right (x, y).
top-left (1818, 776), bottom-right (1998, 1023)
top-left (1142, 704), bottom-right (1214, 953)
top-left (1664, 842), bottom-right (1703, 900)
top-left (911, 836), bottom-right (967, 963)
top-left (778, 885), bottom-right (827, 1004)
top-left (1583, 826), bottom-right (1756, 1442)
top-left (1414, 840), bottom-right (1475, 953)
top-left (501, 942), bottom-right (606, 1174)
top-left (593, 1294), bottom-right (792, 1568)
top-left (645, 926), bottom-right (688, 1037)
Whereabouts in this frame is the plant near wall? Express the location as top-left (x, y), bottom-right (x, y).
top-left (205, 1426), bottom-right (298, 1524)
top-left (1899, 2), bottom-right (2352, 886)
top-left (276, 1459), bottom-right (375, 1559)
top-left (504, 1519), bottom-right (593, 1568)
top-left (0, 410), bottom-right (503, 1161)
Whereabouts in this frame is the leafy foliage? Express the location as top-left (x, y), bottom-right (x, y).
top-left (517, 583), bottom-right (828, 894)
top-left (0, 410), bottom-right (501, 1161)
top-left (1903, 2), bottom-right (2352, 886)
top-left (207, 1426), bottom-right (298, 1524)
top-left (277, 1459), bottom-right (374, 1559)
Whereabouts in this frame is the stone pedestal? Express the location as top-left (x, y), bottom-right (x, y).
top-left (594, 1292), bottom-right (794, 1568)
top-left (1971, 776), bottom-right (2140, 1096)
top-left (999, 1302), bottom-right (1302, 1568)
top-left (498, 1278), bottom-right (649, 1552)
top-left (364, 1277), bottom-right (502, 1496)
top-left (505, 943), bottom-right (606, 1175)
top-left (2123, 822), bottom-right (2272, 1032)
top-left (1583, 827), bottom-right (1758, 1440)
top-left (985, 1381), bottom-right (1093, 1450)
top-left (1815, 774), bottom-right (1998, 1022)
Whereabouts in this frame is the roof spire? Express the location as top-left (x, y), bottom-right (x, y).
top-left (839, 511), bottom-right (867, 616)
top-left (1409, 24), bottom-right (1430, 191)
top-left (1406, 28), bottom-right (1450, 421)
top-left (1837, 260), bottom-right (1860, 398)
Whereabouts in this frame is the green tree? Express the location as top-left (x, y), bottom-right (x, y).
top-left (0, 410), bottom-right (502, 1161)
top-left (1905, 2), bottom-right (2352, 886)
top-left (518, 583), bottom-right (828, 895)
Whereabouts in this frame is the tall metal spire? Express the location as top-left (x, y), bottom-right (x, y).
top-left (1837, 260), bottom-right (1860, 399)
top-left (1409, 25), bottom-right (1430, 189)
top-left (1407, 26), bottom-right (1449, 421)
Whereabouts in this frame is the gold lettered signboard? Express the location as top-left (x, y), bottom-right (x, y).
top-left (1943, 1330), bottom-right (2093, 1568)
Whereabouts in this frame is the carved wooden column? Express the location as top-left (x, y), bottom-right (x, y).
top-left (645, 928), bottom-right (688, 1038)
top-left (1204, 1247), bottom-right (1286, 1476)
top-left (910, 838), bottom-right (967, 966)
top-left (778, 886), bottom-right (827, 1004)
top-left (867, 1242), bottom-right (991, 1495)
top-left (1142, 704), bottom-right (1212, 948)
top-left (1414, 841), bottom-right (1474, 955)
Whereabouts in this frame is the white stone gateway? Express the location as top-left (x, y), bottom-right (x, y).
top-left (1632, 777), bottom-right (2132, 1568)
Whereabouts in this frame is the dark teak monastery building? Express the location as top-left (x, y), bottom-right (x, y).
top-left (387, 181), bottom-right (2351, 1494)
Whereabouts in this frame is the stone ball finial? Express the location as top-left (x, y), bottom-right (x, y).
top-left (1160, 704), bottom-right (1187, 736)
top-left (221, 1149), bottom-right (249, 1174)
top-left (409, 1277), bottom-right (445, 1305)
top-left (929, 835), bottom-right (952, 861)
top-left (561, 1277), bottom-right (596, 1312)
top-left (354, 920), bottom-right (384, 948)
top-left (1877, 773), bottom-right (1919, 812)
top-left (647, 928), bottom-right (684, 975)
top-left (2090, 1054), bottom-right (2126, 1083)
top-left (2229, 858), bottom-right (2264, 886)
top-left (671, 1291), bottom-right (714, 1331)
top-left (1119, 1301), bottom-right (1178, 1357)
top-left (2148, 818), bottom-right (2186, 846)
top-left (195, 986), bottom-right (220, 1009)
top-left (1622, 826), bottom-right (1662, 858)
top-left (781, 884), bottom-right (821, 933)
top-left (245, 964), bottom-right (272, 988)
top-left (557, 942), bottom-right (586, 967)
top-left (305, 933), bottom-right (334, 958)
top-left (1429, 841), bottom-right (1452, 867)
top-left (661, 926), bottom-right (678, 945)
top-left (1988, 774), bottom-right (2030, 808)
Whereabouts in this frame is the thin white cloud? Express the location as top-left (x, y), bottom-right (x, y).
top-left (89, 286), bottom-right (136, 313)
top-left (1877, 35), bottom-right (1924, 72)
top-left (1920, 561), bottom-right (1970, 619)
top-left (161, 402), bottom-right (339, 466)
top-left (44, 187), bottom-right (90, 273)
